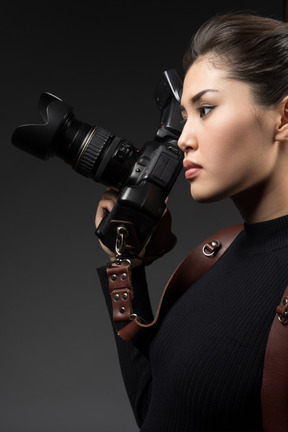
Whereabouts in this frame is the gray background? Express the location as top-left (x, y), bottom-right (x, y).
top-left (1, 1), bottom-right (285, 431)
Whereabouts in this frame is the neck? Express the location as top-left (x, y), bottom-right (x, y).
top-left (231, 179), bottom-right (288, 224)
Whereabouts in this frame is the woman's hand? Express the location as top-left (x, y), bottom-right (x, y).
top-left (95, 187), bottom-right (119, 261)
top-left (95, 187), bottom-right (177, 266)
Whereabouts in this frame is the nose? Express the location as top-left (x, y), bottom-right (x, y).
top-left (177, 122), bottom-right (198, 154)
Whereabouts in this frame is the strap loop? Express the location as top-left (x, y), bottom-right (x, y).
top-left (115, 225), bottom-right (129, 258)
top-left (277, 297), bottom-right (288, 324)
top-left (202, 240), bottom-right (221, 257)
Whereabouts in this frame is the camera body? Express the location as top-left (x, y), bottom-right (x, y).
top-left (12, 69), bottom-right (183, 258)
top-left (96, 138), bottom-right (182, 255)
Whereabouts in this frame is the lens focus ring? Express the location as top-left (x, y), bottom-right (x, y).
top-left (75, 127), bottom-right (113, 177)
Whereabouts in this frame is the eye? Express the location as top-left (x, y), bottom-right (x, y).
top-left (197, 105), bottom-right (215, 118)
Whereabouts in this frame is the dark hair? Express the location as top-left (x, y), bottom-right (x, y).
top-left (183, 13), bottom-right (288, 106)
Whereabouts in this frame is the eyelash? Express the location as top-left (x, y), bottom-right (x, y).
top-left (197, 105), bottom-right (216, 118)
top-left (180, 105), bottom-right (216, 125)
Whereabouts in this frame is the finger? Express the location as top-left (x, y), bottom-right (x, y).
top-left (95, 198), bottom-right (115, 228)
top-left (101, 187), bottom-right (119, 201)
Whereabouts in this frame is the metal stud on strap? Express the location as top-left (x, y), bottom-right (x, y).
top-left (202, 240), bottom-right (221, 257)
top-left (277, 297), bottom-right (288, 324)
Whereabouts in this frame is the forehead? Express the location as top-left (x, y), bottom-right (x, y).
top-left (181, 56), bottom-right (255, 110)
top-left (182, 57), bottom-right (228, 99)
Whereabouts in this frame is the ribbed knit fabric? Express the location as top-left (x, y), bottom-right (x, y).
top-left (97, 215), bottom-right (288, 431)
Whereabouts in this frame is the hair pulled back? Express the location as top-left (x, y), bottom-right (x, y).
top-left (183, 13), bottom-right (288, 106)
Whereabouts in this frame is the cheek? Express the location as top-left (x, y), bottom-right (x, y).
top-left (204, 111), bottom-right (263, 165)
top-left (207, 120), bottom-right (277, 196)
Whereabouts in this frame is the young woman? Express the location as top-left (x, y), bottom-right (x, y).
top-left (96, 13), bottom-right (288, 431)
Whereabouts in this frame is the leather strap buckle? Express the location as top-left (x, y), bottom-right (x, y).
top-left (107, 261), bottom-right (134, 323)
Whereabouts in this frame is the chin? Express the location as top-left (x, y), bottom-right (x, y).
top-left (190, 186), bottom-right (228, 204)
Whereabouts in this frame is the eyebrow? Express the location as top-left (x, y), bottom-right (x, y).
top-left (180, 89), bottom-right (219, 112)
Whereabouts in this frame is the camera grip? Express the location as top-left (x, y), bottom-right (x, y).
top-left (95, 182), bottom-right (169, 258)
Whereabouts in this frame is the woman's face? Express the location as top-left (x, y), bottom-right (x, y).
top-left (178, 56), bottom-right (282, 204)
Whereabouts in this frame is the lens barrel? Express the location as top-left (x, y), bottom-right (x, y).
top-left (74, 126), bottom-right (114, 178)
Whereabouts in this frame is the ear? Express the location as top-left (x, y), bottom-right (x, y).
top-left (275, 96), bottom-right (288, 142)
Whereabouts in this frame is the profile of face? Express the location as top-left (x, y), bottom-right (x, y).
top-left (178, 55), bottom-right (286, 207)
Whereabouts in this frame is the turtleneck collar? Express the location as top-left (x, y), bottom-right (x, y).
top-left (241, 215), bottom-right (288, 252)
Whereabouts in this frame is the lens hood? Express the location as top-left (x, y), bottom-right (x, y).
top-left (12, 93), bottom-right (73, 160)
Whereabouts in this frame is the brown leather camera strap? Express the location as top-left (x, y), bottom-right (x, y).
top-left (107, 224), bottom-right (244, 346)
top-left (261, 284), bottom-right (288, 432)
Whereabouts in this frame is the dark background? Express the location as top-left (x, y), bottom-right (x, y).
top-left (1, 1), bottom-right (285, 431)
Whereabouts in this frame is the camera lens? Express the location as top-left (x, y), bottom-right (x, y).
top-left (11, 93), bottom-right (139, 189)
top-left (73, 125), bottom-right (139, 189)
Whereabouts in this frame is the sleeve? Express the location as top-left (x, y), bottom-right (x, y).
top-left (97, 265), bottom-right (154, 427)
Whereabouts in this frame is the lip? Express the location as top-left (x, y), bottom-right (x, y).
top-left (183, 160), bottom-right (202, 180)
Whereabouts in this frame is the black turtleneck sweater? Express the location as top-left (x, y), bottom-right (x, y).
top-left (97, 216), bottom-right (288, 431)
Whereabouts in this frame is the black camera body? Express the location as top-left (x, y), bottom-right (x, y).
top-left (12, 69), bottom-right (183, 257)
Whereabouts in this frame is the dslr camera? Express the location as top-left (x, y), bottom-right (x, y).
top-left (12, 69), bottom-right (184, 258)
